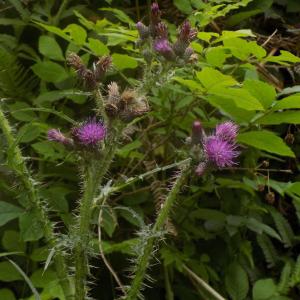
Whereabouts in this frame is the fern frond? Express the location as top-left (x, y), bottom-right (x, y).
top-left (257, 234), bottom-right (278, 268)
top-left (0, 47), bottom-right (37, 99)
top-left (269, 208), bottom-right (294, 248)
top-left (278, 261), bottom-right (292, 295)
top-left (290, 255), bottom-right (300, 287)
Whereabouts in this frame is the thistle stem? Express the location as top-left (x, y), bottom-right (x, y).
top-left (125, 159), bottom-right (191, 300)
top-left (0, 108), bottom-right (74, 300)
top-left (74, 133), bottom-right (120, 300)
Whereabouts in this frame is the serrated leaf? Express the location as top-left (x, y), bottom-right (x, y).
top-left (244, 79), bottom-right (276, 109)
top-left (237, 130), bottom-right (295, 157)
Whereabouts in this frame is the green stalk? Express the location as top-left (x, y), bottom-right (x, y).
top-left (74, 135), bottom-right (120, 300)
top-left (0, 108), bottom-right (74, 300)
top-left (125, 160), bottom-right (191, 300)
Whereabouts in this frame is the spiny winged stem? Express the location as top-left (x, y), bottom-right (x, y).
top-left (74, 128), bottom-right (121, 300)
top-left (0, 108), bottom-right (74, 300)
top-left (125, 159), bottom-right (191, 300)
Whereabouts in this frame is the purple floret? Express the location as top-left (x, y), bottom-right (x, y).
top-left (204, 136), bottom-right (239, 168)
top-left (215, 121), bottom-right (239, 143)
top-left (154, 39), bottom-right (175, 60)
top-left (74, 119), bottom-right (106, 146)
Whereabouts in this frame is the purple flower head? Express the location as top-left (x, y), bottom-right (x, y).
top-left (154, 39), bottom-right (175, 60)
top-left (48, 129), bottom-right (72, 145)
top-left (179, 20), bottom-right (197, 42)
top-left (73, 119), bottom-right (106, 146)
top-left (204, 136), bottom-right (239, 168)
top-left (215, 121), bottom-right (239, 143)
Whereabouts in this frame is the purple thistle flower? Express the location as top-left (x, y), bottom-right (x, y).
top-left (215, 121), bottom-right (239, 143)
top-left (47, 129), bottom-right (72, 145)
top-left (179, 20), bottom-right (197, 42)
top-left (73, 119), bottom-right (106, 146)
top-left (204, 136), bottom-right (239, 168)
top-left (154, 39), bottom-right (175, 60)
top-left (151, 2), bottom-right (161, 23)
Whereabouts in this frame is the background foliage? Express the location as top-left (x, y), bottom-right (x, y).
top-left (1, 0), bottom-right (300, 299)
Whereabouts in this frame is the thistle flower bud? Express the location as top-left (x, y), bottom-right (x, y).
top-left (94, 56), bottom-right (112, 81)
top-left (173, 21), bottom-right (197, 57)
top-left (47, 129), bottom-right (73, 146)
top-left (195, 162), bottom-right (207, 176)
top-left (156, 22), bottom-right (168, 39)
top-left (285, 133), bottom-right (295, 145)
top-left (136, 21), bottom-right (150, 40)
top-left (183, 47), bottom-right (194, 62)
top-left (151, 2), bottom-right (161, 25)
top-left (142, 49), bottom-right (153, 64)
top-left (105, 82), bottom-right (121, 117)
top-left (191, 120), bottom-right (204, 144)
top-left (67, 52), bottom-right (85, 71)
top-left (154, 39), bottom-right (176, 61)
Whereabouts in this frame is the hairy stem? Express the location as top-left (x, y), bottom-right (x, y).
top-left (0, 108), bottom-right (73, 300)
top-left (125, 160), bottom-right (191, 300)
top-left (74, 132), bottom-right (120, 300)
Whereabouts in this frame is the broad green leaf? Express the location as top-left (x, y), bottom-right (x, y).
top-left (87, 38), bottom-right (109, 56)
top-left (0, 289), bottom-right (15, 300)
top-left (173, 0), bottom-right (193, 14)
top-left (205, 46), bottom-right (230, 67)
top-left (274, 94), bottom-right (300, 110)
top-left (63, 24), bottom-right (87, 45)
top-left (190, 209), bottom-right (226, 221)
top-left (173, 77), bottom-right (203, 92)
top-left (197, 32), bottom-right (219, 43)
top-left (196, 67), bottom-right (237, 90)
top-left (244, 79), bottom-right (276, 109)
top-left (225, 262), bottom-right (249, 300)
top-left (18, 123), bottom-right (42, 143)
top-left (9, 102), bottom-right (37, 122)
top-left (237, 130), bottom-right (295, 157)
top-left (286, 182), bottom-right (300, 197)
top-left (0, 202), bottom-right (23, 227)
top-left (252, 279), bottom-right (277, 300)
top-left (212, 30), bottom-right (255, 43)
top-left (116, 140), bottom-right (142, 157)
top-left (19, 211), bottom-right (44, 242)
top-left (34, 22), bottom-right (70, 41)
top-left (2, 230), bottom-right (25, 252)
top-left (0, 261), bottom-right (22, 282)
top-left (258, 111), bottom-right (300, 125)
top-left (30, 269), bottom-right (57, 288)
top-left (32, 61), bottom-right (69, 83)
top-left (211, 87), bottom-right (264, 111)
top-left (112, 53), bottom-right (138, 70)
top-left (38, 36), bottom-right (64, 61)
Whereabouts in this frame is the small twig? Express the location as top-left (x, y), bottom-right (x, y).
top-left (262, 29), bottom-right (278, 47)
top-left (98, 199), bottom-right (126, 295)
top-left (183, 264), bottom-right (227, 300)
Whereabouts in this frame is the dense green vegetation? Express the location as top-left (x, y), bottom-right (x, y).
top-left (1, 1), bottom-right (300, 299)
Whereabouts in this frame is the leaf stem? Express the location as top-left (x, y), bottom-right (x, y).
top-left (0, 108), bottom-right (74, 300)
top-left (125, 159), bottom-right (191, 300)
